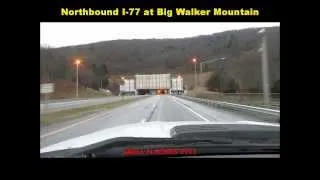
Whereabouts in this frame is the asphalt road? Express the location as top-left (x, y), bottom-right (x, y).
top-left (40, 95), bottom-right (279, 148)
top-left (40, 96), bottom-right (144, 114)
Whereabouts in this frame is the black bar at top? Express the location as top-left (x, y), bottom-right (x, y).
top-left (40, 0), bottom-right (279, 22)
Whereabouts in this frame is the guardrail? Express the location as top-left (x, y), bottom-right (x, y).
top-left (178, 95), bottom-right (280, 122)
top-left (186, 92), bottom-right (280, 109)
top-left (40, 97), bottom-right (103, 104)
top-left (40, 95), bottom-right (148, 114)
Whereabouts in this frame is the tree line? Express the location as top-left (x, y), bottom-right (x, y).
top-left (40, 26), bottom-right (280, 93)
top-left (40, 46), bottom-right (110, 91)
top-left (206, 72), bottom-right (280, 93)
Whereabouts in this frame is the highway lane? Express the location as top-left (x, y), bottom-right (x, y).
top-left (40, 95), bottom-right (278, 148)
top-left (149, 95), bottom-right (205, 122)
top-left (40, 96), bottom-right (144, 114)
top-left (40, 95), bottom-right (160, 148)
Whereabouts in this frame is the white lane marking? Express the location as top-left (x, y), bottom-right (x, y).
top-left (151, 104), bottom-right (157, 114)
top-left (176, 97), bottom-right (221, 122)
top-left (155, 99), bottom-right (163, 122)
top-left (40, 112), bottom-right (110, 139)
top-left (237, 121), bottom-right (280, 127)
top-left (141, 103), bottom-right (157, 123)
top-left (171, 96), bottom-right (210, 122)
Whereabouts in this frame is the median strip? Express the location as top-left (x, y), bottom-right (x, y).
top-left (40, 97), bottom-right (146, 126)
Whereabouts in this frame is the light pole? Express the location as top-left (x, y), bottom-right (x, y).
top-left (75, 59), bottom-right (81, 98)
top-left (176, 75), bottom-right (178, 94)
top-left (199, 57), bottom-right (226, 74)
top-left (199, 57), bottom-right (226, 92)
top-left (121, 76), bottom-right (125, 96)
top-left (177, 75), bottom-right (182, 94)
top-left (192, 58), bottom-right (197, 90)
top-left (258, 28), bottom-right (271, 107)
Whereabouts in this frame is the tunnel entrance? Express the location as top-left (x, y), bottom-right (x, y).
top-left (136, 89), bottom-right (151, 95)
top-left (136, 89), bottom-right (169, 95)
top-left (156, 89), bottom-right (169, 95)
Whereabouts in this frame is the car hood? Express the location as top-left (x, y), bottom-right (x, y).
top-left (40, 120), bottom-right (279, 153)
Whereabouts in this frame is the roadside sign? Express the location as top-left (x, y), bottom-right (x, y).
top-left (41, 83), bottom-right (54, 94)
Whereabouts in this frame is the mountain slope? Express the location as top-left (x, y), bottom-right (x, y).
top-left (40, 26), bottom-right (280, 92)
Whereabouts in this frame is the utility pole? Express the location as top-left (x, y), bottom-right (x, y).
top-left (76, 60), bottom-right (80, 98)
top-left (129, 79), bottom-right (131, 96)
top-left (261, 35), bottom-right (271, 107)
top-left (176, 77), bottom-right (178, 94)
top-left (258, 28), bottom-right (271, 107)
top-left (193, 58), bottom-right (197, 90)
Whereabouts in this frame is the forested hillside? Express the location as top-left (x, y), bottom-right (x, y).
top-left (40, 26), bottom-right (279, 93)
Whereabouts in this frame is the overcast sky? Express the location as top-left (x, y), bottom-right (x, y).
top-left (41, 22), bottom-right (280, 48)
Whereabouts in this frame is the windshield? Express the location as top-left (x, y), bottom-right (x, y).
top-left (40, 22), bottom-right (280, 158)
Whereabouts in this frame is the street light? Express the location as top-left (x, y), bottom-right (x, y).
top-left (199, 57), bottom-right (227, 93)
top-left (75, 59), bottom-right (81, 98)
top-left (175, 75), bottom-right (179, 94)
top-left (192, 58), bottom-right (197, 89)
top-left (199, 57), bottom-right (227, 73)
top-left (177, 75), bottom-right (182, 94)
top-left (258, 28), bottom-right (271, 107)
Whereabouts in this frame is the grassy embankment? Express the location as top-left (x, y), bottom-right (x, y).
top-left (41, 80), bottom-right (113, 100)
top-left (41, 96), bottom-right (144, 126)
